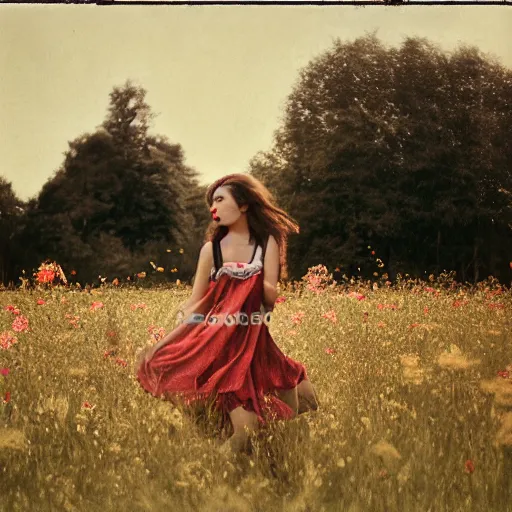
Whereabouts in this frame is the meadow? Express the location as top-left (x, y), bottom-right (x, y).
top-left (0, 270), bottom-right (511, 512)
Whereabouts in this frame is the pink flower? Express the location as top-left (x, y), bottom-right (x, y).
top-left (275, 296), bottom-right (287, 304)
top-left (115, 358), bottom-right (127, 368)
top-left (12, 315), bottom-right (29, 333)
top-left (321, 310), bottom-right (338, 323)
top-left (291, 311), bottom-right (306, 325)
top-left (424, 307), bottom-right (429, 315)
top-left (325, 347), bottom-right (335, 355)
top-left (3, 305), bottom-right (20, 315)
top-left (347, 292), bottom-right (366, 301)
top-left (37, 299), bottom-right (46, 305)
top-left (90, 301), bottom-right (104, 311)
top-left (377, 304), bottom-right (397, 310)
top-left (0, 331), bottom-right (17, 350)
top-left (0, 368), bottom-right (10, 376)
top-left (498, 370), bottom-right (510, 379)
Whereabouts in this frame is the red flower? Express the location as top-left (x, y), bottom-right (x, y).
top-left (12, 315), bottom-right (29, 333)
top-left (464, 459), bottom-right (475, 474)
top-left (37, 299), bottom-right (46, 305)
top-left (498, 370), bottom-right (510, 379)
top-left (4, 305), bottom-right (21, 315)
top-left (82, 401), bottom-right (94, 409)
top-left (275, 296), bottom-right (287, 304)
top-left (3, 391), bottom-right (11, 403)
top-left (424, 307), bottom-right (429, 315)
top-left (0, 368), bottom-right (10, 376)
top-left (37, 269), bottom-right (56, 283)
top-left (325, 347), bottom-right (335, 355)
top-left (90, 301), bottom-right (104, 311)
top-left (115, 358), bottom-right (127, 367)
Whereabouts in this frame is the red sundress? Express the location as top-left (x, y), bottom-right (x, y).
top-left (136, 235), bottom-right (308, 427)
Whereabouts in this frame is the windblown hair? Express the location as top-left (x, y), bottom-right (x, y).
top-left (204, 174), bottom-right (299, 281)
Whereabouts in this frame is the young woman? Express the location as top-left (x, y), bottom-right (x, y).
top-left (135, 174), bottom-right (318, 454)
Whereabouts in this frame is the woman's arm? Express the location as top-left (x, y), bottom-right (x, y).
top-left (152, 242), bottom-right (213, 350)
top-left (262, 235), bottom-right (280, 311)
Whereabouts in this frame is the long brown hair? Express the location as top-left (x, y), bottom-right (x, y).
top-left (204, 174), bottom-right (299, 281)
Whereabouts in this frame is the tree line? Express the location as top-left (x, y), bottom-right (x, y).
top-left (1, 35), bottom-right (511, 287)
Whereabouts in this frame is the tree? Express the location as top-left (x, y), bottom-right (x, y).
top-left (250, 34), bottom-right (512, 284)
top-left (17, 81), bottom-right (206, 285)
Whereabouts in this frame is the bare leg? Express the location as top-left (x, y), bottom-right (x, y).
top-left (297, 379), bottom-right (319, 414)
top-left (221, 406), bottom-right (260, 455)
top-left (276, 386), bottom-right (299, 417)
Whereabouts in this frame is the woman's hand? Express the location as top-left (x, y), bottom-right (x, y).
top-left (135, 344), bottom-right (160, 370)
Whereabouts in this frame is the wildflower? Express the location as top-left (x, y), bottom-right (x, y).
top-left (137, 272), bottom-right (146, 279)
top-left (275, 296), bottom-right (286, 304)
top-left (371, 440), bottom-right (402, 471)
top-left (90, 301), bottom-right (104, 311)
top-left (498, 370), bottom-right (510, 379)
top-left (452, 300), bottom-right (469, 308)
top-left (157, 267), bottom-right (165, 273)
top-left (347, 292), bottom-right (366, 301)
top-left (378, 321), bottom-right (386, 328)
top-left (36, 269), bottom-right (55, 283)
top-left (3, 391), bottom-right (11, 403)
top-left (424, 307), bottom-right (429, 315)
top-left (36, 299), bottom-right (46, 305)
top-left (112, 278), bottom-right (119, 286)
top-left (4, 305), bottom-right (20, 315)
top-left (325, 347), bottom-right (335, 355)
top-left (488, 303), bottom-right (505, 310)
top-left (0, 331), bottom-right (17, 350)
top-left (438, 344), bottom-right (480, 370)
top-left (0, 368), bottom-right (10, 376)
top-left (82, 401), bottom-right (95, 409)
top-left (71, 270), bottom-right (77, 275)
top-left (179, 248), bottom-right (184, 254)
top-left (104, 349), bottom-right (117, 358)
top-left (377, 304), bottom-right (397, 310)
top-left (480, 377), bottom-right (512, 407)
top-left (291, 311), bottom-right (305, 325)
top-left (321, 310), bottom-right (337, 323)
top-left (106, 331), bottom-right (117, 338)
top-left (130, 303), bottom-right (147, 311)
top-left (12, 315), bottom-right (29, 333)
top-left (464, 460), bottom-right (475, 474)
top-left (115, 358), bottom-right (127, 368)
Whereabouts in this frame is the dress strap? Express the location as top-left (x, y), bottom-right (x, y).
top-left (212, 238), bottom-right (223, 275)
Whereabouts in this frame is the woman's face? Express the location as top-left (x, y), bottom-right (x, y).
top-left (210, 185), bottom-right (247, 226)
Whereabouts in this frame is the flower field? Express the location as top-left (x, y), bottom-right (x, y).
top-left (0, 272), bottom-right (511, 512)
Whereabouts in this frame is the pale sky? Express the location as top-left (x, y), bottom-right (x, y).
top-left (1, 4), bottom-right (511, 202)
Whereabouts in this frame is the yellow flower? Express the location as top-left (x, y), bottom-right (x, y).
top-left (157, 267), bottom-right (164, 273)
top-left (179, 248), bottom-right (184, 254)
top-left (166, 249), bottom-right (172, 253)
top-left (149, 261), bottom-right (157, 270)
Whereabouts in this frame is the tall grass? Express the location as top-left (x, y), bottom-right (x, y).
top-left (0, 276), bottom-right (511, 512)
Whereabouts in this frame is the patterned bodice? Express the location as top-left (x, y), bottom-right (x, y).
top-left (210, 244), bottom-right (264, 282)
